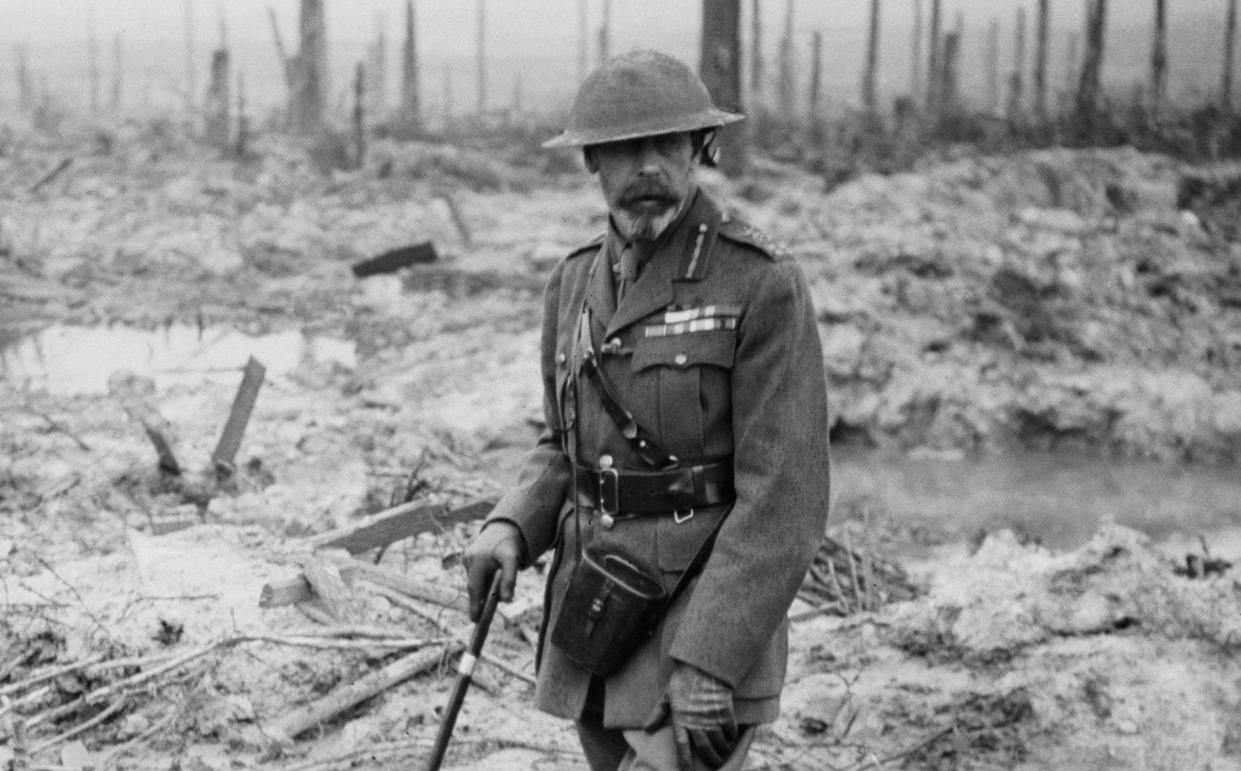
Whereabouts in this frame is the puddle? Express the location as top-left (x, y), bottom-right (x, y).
top-left (0, 323), bottom-right (356, 396)
top-left (833, 449), bottom-right (1241, 555)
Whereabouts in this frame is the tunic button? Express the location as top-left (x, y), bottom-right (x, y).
top-left (556, 352), bottom-right (567, 364)
top-left (600, 513), bottom-right (615, 529)
top-left (674, 353), bottom-right (688, 366)
top-left (599, 454), bottom-right (614, 469)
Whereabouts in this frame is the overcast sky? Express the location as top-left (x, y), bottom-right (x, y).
top-left (2, 1), bottom-right (1236, 118)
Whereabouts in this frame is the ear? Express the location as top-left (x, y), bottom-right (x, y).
top-left (582, 147), bottom-right (600, 173)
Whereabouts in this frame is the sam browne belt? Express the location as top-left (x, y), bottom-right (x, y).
top-left (574, 458), bottom-right (734, 516)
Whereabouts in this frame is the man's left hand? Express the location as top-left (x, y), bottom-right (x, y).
top-left (665, 661), bottom-right (737, 769)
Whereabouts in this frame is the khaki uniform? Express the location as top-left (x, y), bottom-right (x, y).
top-left (487, 190), bottom-right (830, 728)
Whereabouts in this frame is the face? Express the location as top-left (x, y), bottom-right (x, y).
top-left (585, 132), bottom-right (697, 243)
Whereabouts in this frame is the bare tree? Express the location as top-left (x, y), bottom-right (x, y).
top-left (750, 0), bottom-right (764, 97)
top-left (1151, 0), bottom-right (1167, 116)
top-left (808, 29), bottom-right (824, 134)
top-left (701, 0), bottom-right (746, 176)
top-left (353, 63), bottom-right (366, 168)
top-left (235, 70), bottom-right (250, 156)
top-left (1075, 0), bottom-right (1108, 142)
top-left (941, 28), bottom-right (961, 116)
top-left (400, 0), bottom-right (420, 130)
top-left (367, 13), bottom-right (387, 122)
top-left (862, 0), bottom-right (881, 116)
top-left (1034, 0), bottom-right (1050, 122)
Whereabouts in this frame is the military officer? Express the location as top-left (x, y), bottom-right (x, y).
top-left (463, 50), bottom-right (831, 770)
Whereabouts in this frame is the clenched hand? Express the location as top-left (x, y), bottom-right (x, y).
top-left (461, 521), bottom-right (524, 621)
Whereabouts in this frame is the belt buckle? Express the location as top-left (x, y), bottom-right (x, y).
top-left (673, 509), bottom-right (694, 524)
top-left (599, 468), bottom-right (620, 516)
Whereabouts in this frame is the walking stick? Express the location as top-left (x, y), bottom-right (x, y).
top-left (425, 573), bottom-right (503, 771)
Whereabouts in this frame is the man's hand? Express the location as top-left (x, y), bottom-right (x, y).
top-left (462, 521), bottom-right (524, 622)
top-left (666, 662), bottom-right (737, 769)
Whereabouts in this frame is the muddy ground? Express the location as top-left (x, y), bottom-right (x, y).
top-left (3, 120), bottom-right (1241, 770)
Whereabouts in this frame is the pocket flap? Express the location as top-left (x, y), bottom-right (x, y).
top-left (631, 330), bottom-right (736, 372)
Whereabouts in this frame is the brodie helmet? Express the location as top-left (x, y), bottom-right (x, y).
top-left (542, 50), bottom-right (744, 149)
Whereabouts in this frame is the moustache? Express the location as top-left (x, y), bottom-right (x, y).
top-left (619, 180), bottom-right (677, 207)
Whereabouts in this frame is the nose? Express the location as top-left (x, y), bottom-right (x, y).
top-left (636, 139), bottom-right (662, 176)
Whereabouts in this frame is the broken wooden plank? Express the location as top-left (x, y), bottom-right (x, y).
top-left (338, 558), bottom-right (468, 614)
top-left (303, 497), bottom-right (496, 555)
top-left (350, 241), bottom-right (437, 277)
top-left (260, 641), bottom-right (461, 746)
top-left (211, 356), bottom-right (266, 476)
top-left (30, 158), bottom-right (72, 194)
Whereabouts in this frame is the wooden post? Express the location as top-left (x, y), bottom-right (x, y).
top-left (204, 48), bottom-right (231, 149)
top-left (1007, 6), bottom-right (1027, 125)
top-left (110, 33), bottom-right (122, 111)
top-left (862, 0), bottom-right (881, 116)
top-left (87, 6), bottom-right (100, 115)
top-left (1224, 0), bottom-right (1237, 114)
top-left (911, 0), bottom-right (923, 103)
top-left (598, 0), bottom-right (611, 63)
top-left (700, 0), bottom-right (746, 176)
top-left (926, 0), bottom-right (941, 114)
top-left (400, 0), bottom-right (420, 131)
top-left (353, 62), bottom-right (365, 169)
top-left (1151, 0), bottom-right (1167, 117)
top-left (476, 0), bottom-right (486, 116)
top-left (1075, 0), bottom-right (1107, 143)
top-left (1034, 0), bottom-right (1050, 123)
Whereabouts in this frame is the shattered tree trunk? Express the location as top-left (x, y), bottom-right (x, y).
top-left (204, 48), bottom-right (231, 150)
top-left (367, 13), bottom-right (387, 123)
top-left (941, 29), bottom-right (961, 117)
top-left (399, 0), bottom-right (420, 132)
top-left (88, 9), bottom-right (100, 114)
top-left (1007, 6), bottom-right (1027, 126)
top-left (700, 0), bottom-right (746, 176)
top-left (1075, 0), bottom-right (1108, 144)
top-left (778, 0), bottom-right (795, 120)
top-left (750, 0), bottom-right (763, 97)
top-left (578, 0), bottom-right (588, 83)
top-left (353, 63), bottom-right (366, 169)
top-left (807, 29), bottom-right (824, 145)
top-left (598, 0), bottom-right (611, 63)
top-left (862, 0), bottom-right (881, 117)
top-left (1225, 0), bottom-right (1238, 115)
top-left (290, 0), bottom-right (327, 134)
top-left (235, 71), bottom-right (250, 156)
top-left (926, 0), bottom-right (942, 115)
top-left (15, 44), bottom-right (33, 113)
top-left (1151, 0), bottom-right (1167, 117)
top-left (910, 0), bottom-right (923, 103)
top-left (111, 34), bottom-right (123, 111)
top-left (1034, 0), bottom-right (1050, 123)
top-left (185, 0), bottom-right (196, 116)
top-left (987, 18), bottom-right (1001, 113)
top-left (476, 0), bottom-right (487, 116)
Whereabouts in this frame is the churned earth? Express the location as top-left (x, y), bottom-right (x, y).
top-left (3, 120), bottom-right (1241, 770)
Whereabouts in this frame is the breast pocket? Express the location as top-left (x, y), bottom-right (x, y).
top-left (631, 330), bottom-right (736, 457)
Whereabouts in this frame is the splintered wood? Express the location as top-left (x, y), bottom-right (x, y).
top-left (796, 535), bottom-right (920, 619)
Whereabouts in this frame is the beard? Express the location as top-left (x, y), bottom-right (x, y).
top-left (615, 179), bottom-right (682, 242)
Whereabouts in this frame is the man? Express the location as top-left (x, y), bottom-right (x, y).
top-left (463, 50), bottom-right (830, 770)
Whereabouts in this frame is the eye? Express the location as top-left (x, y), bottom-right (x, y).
top-left (652, 134), bottom-right (685, 155)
